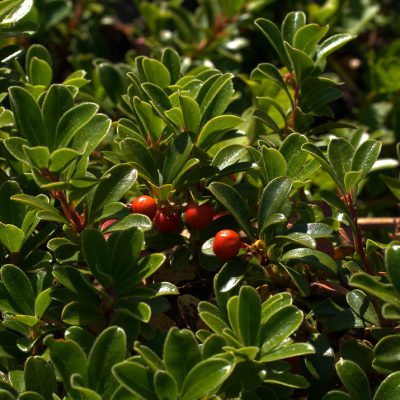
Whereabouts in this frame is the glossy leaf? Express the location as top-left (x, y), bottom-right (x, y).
top-left (180, 358), bottom-right (233, 400)
top-left (336, 359), bottom-right (371, 400)
top-left (209, 182), bottom-right (255, 241)
top-left (280, 247), bottom-right (337, 274)
top-left (88, 326), bottom-right (126, 396)
top-left (164, 328), bottom-right (201, 389)
top-left (374, 372), bottom-right (400, 400)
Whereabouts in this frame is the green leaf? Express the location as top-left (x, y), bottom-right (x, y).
top-left (143, 58), bottom-right (171, 88)
top-left (0, 223), bottom-right (24, 253)
top-left (0, 181), bottom-right (25, 227)
top-left (11, 194), bottom-right (68, 224)
top-left (103, 214), bottom-right (153, 233)
top-left (199, 73), bottom-right (233, 123)
top-left (9, 86), bottom-right (47, 146)
top-left (302, 143), bottom-right (343, 190)
top-left (161, 48), bottom-right (180, 84)
top-left (279, 133), bottom-right (307, 178)
top-left (120, 138), bottom-right (159, 184)
top-left (212, 145), bottom-right (248, 171)
top-left (24, 356), bottom-right (57, 400)
top-left (133, 97), bottom-right (165, 145)
top-left (255, 18), bottom-right (290, 68)
top-left (0, 0), bottom-right (33, 25)
top-left (262, 292), bottom-right (292, 322)
top-left (258, 177), bottom-right (292, 233)
top-left (381, 175), bottom-right (400, 201)
top-left (317, 34), bottom-right (356, 62)
top-left (323, 391), bottom-right (352, 400)
top-left (275, 232), bottom-right (316, 248)
top-left (98, 63), bottom-right (124, 103)
top-left (153, 371), bottom-right (178, 400)
top-left (344, 171), bottom-right (362, 193)
top-left (1, 264), bottom-right (34, 315)
top-left (374, 372), bottom-right (400, 400)
top-left (285, 222), bottom-right (333, 238)
top-left (42, 84), bottom-right (74, 149)
top-left (264, 372), bottom-right (309, 389)
top-left (351, 140), bottom-right (381, 181)
top-left (280, 248), bottom-right (337, 274)
top-left (44, 335), bottom-right (88, 395)
top-left (336, 359), bottom-right (371, 400)
top-left (163, 134), bottom-right (193, 183)
top-left (282, 11), bottom-right (306, 45)
top-left (34, 288), bottom-right (52, 318)
top-left (88, 326), bottom-right (126, 396)
top-left (250, 63), bottom-right (291, 99)
top-left (284, 42), bottom-right (315, 84)
top-left (293, 24), bottom-right (329, 55)
top-left (142, 82), bottom-right (171, 112)
top-left (373, 335), bottom-right (400, 374)
top-left (300, 77), bottom-right (342, 113)
top-left (29, 57), bottom-right (52, 87)
top-left (71, 114), bottom-right (111, 156)
top-left (327, 138), bottom-right (354, 189)
top-left (259, 305), bottom-right (303, 353)
top-left (62, 301), bottom-right (101, 326)
top-left (56, 102), bottom-right (99, 148)
top-left (164, 328), bottom-right (201, 389)
top-left (18, 392), bottom-right (46, 400)
top-left (238, 286), bottom-right (261, 346)
top-left (23, 145), bottom-right (49, 169)
top-left (386, 243), bottom-right (400, 293)
top-left (81, 228), bottom-right (111, 283)
top-left (179, 95), bottom-right (200, 133)
top-left (88, 164), bottom-right (137, 222)
top-left (261, 147), bottom-right (287, 182)
top-left (346, 289), bottom-right (379, 325)
top-left (349, 273), bottom-right (400, 307)
top-left (125, 253), bottom-right (165, 289)
top-left (259, 342), bottom-right (315, 362)
top-left (181, 358), bottom-right (233, 400)
top-left (209, 182), bottom-right (255, 241)
top-left (112, 361), bottom-right (157, 400)
top-left (48, 147), bottom-right (80, 174)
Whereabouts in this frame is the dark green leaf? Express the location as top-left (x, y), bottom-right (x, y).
top-left (181, 358), bottom-right (233, 400)
top-left (1, 264), bottom-right (34, 315)
top-left (9, 86), bottom-right (47, 146)
top-left (336, 359), bottom-right (371, 400)
top-left (88, 326), bottom-right (126, 396)
top-left (164, 328), bottom-right (201, 389)
top-left (209, 182), bottom-right (255, 241)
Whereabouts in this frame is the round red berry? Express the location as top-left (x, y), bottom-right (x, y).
top-left (100, 219), bottom-right (117, 240)
top-left (213, 229), bottom-right (241, 260)
top-left (131, 195), bottom-right (157, 219)
top-left (154, 210), bottom-right (181, 233)
top-left (185, 202), bottom-right (213, 229)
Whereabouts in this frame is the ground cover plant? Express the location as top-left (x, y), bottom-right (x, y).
top-left (0, 0), bottom-right (399, 398)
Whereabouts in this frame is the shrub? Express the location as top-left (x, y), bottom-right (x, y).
top-left (0, 0), bottom-right (399, 399)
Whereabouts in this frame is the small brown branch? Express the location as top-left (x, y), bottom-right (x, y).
top-left (357, 217), bottom-right (400, 229)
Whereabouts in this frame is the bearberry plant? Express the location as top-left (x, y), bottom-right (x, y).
top-left (0, 0), bottom-right (399, 399)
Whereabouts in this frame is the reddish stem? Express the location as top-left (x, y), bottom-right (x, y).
top-left (42, 169), bottom-right (86, 232)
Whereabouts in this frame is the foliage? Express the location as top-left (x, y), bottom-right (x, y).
top-left (0, 0), bottom-right (398, 399)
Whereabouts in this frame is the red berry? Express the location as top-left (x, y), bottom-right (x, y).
top-left (154, 210), bottom-right (181, 233)
top-left (213, 229), bottom-right (241, 260)
top-left (185, 202), bottom-right (213, 229)
top-left (100, 219), bottom-right (117, 240)
top-left (131, 195), bottom-right (157, 219)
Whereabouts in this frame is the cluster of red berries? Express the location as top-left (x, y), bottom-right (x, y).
top-left (101, 195), bottom-right (242, 260)
top-left (130, 196), bottom-right (215, 233)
